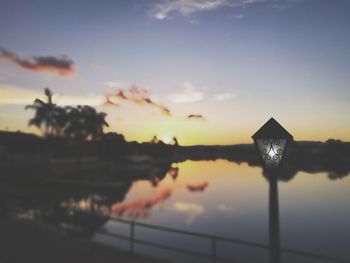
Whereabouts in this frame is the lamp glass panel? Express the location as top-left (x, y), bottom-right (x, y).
top-left (256, 139), bottom-right (287, 168)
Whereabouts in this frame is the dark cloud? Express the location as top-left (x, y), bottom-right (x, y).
top-left (187, 114), bottom-right (205, 121)
top-left (0, 47), bottom-right (74, 75)
top-left (104, 96), bottom-right (120, 107)
top-left (105, 86), bottom-right (208, 120)
top-left (105, 86), bottom-right (171, 116)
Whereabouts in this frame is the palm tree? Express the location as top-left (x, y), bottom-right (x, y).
top-left (63, 106), bottom-right (83, 140)
top-left (25, 88), bottom-right (60, 137)
top-left (26, 88), bottom-right (109, 140)
top-left (81, 105), bottom-right (109, 140)
top-left (52, 105), bottom-right (68, 137)
top-left (64, 105), bottom-right (109, 140)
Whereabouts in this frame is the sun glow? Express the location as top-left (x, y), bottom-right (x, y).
top-left (160, 134), bottom-right (173, 144)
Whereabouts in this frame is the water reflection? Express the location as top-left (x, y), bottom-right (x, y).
top-left (111, 188), bottom-right (173, 219)
top-left (186, 182), bottom-right (209, 192)
top-left (1, 159), bottom-right (350, 263)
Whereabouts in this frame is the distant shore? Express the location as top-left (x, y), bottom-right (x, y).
top-left (1, 130), bottom-right (350, 182)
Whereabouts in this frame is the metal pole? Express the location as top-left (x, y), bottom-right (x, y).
top-left (130, 221), bottom-right (135, 254)
top-left (211, 236), bottom-right (217, 263)
top-left (269, 171), bottom-right (281, 263)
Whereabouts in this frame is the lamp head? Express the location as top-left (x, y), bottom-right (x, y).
top-left (252, 118), bottom-right (293, 169)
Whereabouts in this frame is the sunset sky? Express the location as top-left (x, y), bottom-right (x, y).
top-left (1, 0), bottom-right (349, 145)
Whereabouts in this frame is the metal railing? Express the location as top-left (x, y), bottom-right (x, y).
top-left (96, 217), bottom-right (350, 263)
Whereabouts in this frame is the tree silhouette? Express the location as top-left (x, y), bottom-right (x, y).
top-left (172, 136), bottom-right (179, 146)
top-left (25, 88), bottom-right (60, 137)
top-left (26, 88), bottom-right (109, 140)
top-left (64, 105), bottom-right (109, 140)
top-left (64, 105), bottom-right (85, 140)
top-left (81, 105), bottom-right (109, 140)
top-left (150, 135), bottom-right (159, 144)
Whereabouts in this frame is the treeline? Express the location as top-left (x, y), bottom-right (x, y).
top-left (26, 88), bottom-right (108, 140)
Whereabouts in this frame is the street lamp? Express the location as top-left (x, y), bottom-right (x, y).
top-left (252, 118), bottom-right (293, 168)
top-left (252, 118), bottom-right (293, 263)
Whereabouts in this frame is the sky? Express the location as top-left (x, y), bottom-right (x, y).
top-left (0, 0), bottom-right (350, 145)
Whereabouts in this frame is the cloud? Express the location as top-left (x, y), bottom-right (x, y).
top-left (168, 82), bottom-right (204, 103)
top-left (271, 0), bottom-right (301, 9)
top-left (105, 86), bottom-right (171, 116)
top-left (186, 114), bottom-right (205, 121)
top-left (174, 202), bottom-right (204, 213)
top-left (173, 202), bottom-right (204, 224)
top-left (151, 0), bottom-right (265, 20)
top-left (104, 83), bottom-right (207, 120)
top-left (214, 92), bottom-right (235, 101)
top-left (0, 84), bottom-right (103, 106)
top-left (111, 188), bottom-right (173, 219)
top-left (218, 204), bottom-right (234, 212)
top-left (89, 63), bottom-right (103, 70)
top-left (235, 14), bottom-right (245, 19)
top-left (186, 182), bottom-right (209, 192)
top-left (104, 81), bottom-right (123, 88)
top-left (0, 47), bottom-right (74, 75)
top-left (53, 93), bottom-right (104, 106)
top-left (2, 83), bottom-right (206, 123)
top-left (104, 96), bottom-right (120, 107)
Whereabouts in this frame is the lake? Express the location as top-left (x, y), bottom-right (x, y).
top-left (5, 159), bottom-right (350, 263)
top-left (89, 160), bottom-right (350, 263)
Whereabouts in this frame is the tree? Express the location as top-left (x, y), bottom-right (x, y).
top-left (80, 105), bottom-right (109, 140)
top-left (26, 88), bottom-right (109, 140)
top-left (25, 88), bottom-right (62, 137)
top-left (172, 136), bottom-right (179, 146)
top-left (150, 136), bottom-right (159, 144)
top-left (63, 105), bottom-right (109, 141)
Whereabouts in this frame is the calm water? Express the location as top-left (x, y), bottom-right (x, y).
top-left (8, 159), bottom-right (350, 263)
top-left (91, 160), bottom-right (350, 263)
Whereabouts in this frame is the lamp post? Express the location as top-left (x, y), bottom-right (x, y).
top-left (252, 118), bottom-right (293, 263)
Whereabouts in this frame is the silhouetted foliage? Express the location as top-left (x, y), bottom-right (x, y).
top-left (26, 88), bottom-right (109, 140)
top-left (25, 88), bottom-right (61, 137)
top-left (150, 135), bottom-right (159, 144)
top-left (172, 136), bottom-right (179, 146)
top-left (64, 105), bottom-right (109, 140)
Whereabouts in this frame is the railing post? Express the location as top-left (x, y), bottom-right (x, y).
top-left (211, 236), bottom-right (217, 263)
top-left (130, 221), bottom-right (135, 254)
